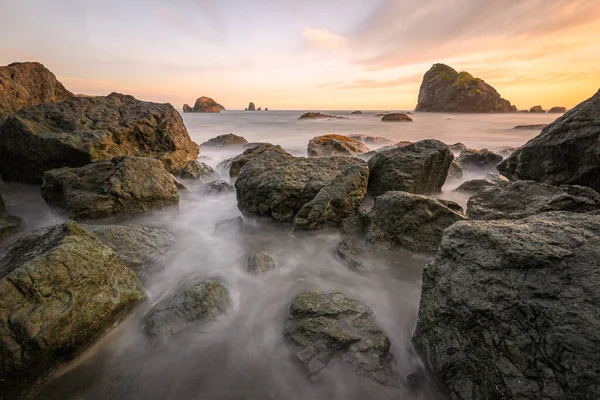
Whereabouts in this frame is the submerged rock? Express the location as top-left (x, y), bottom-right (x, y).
top-left (495, 146), bottom-right (518, 158)
top-left (448, 142), bottom-right (467, 155)
top-left (381, 113), bottom-right (412, 122)
top-left (512, 124), bottom-right (548, 130)
top-left (246, 251), bottom-right (276, 275)
top-left (498, 90), bottom-right (600, 192)
top-left (144, 280), bottom-right (232, 342)
top-left (41, 156), bottom-right (179, 220)
top-left (454, 179), bottom-right (501, 194)
top-left (367, 139), bottom-right (453, 196)
top-left (201, 180), bottom-right (234, 195)
top-left (456, 148), bottom-right (503, 171)
top-left (0, 221), bottom-right (144, 394)
top-left (413, 212), bottom-right (600, 400)
top-left (346, 134), bottom-right (394, 146)
top-left (307, 134), bottom-right (369, 157)
top-left (229, 144), bottom-right (292, 177)
top-left (215, 216), bottom-right (244, 234)
top-left (200, 133), bottom-right (248, 148)
top-left (415, 63), bottom-right (516, 112)
top-left (466, 180), bottom-right (600, 220)
top-left (298, 112), bottom-right (346, 120)
top-left (336, 240), bottom-right (365, 272)
top-left (0, 194), bottom-right (23, 238)
top-left (529, 105), bottom-right (545, 113)
top-left (0, 61), bottom-right (74, 122)
top-left (284, 290), bottom-right (399, 387)
top-left (0, 92), bottom-right (199, 183)
top-left (350, 110), bottom-right (362, 115)
top-left (180, 160), bottom-right (217, 181)
top-left (548, 106), bottom-right (566, 113)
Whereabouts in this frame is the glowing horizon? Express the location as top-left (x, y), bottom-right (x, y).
top-left (2, 0), bottom-right (599, 111)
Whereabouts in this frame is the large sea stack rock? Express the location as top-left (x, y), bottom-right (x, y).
top-left (456, 148), bottom-right (503, 171)
top-left (307, 134), bottom-right (369, 157)
top-left (247, 102), bottom-right (256, 111)
top-left (0, 221), bottom-right (145, 395)
top-left (466, 180), bottom-right (600, 220)
top-left (284, 290), bottom-right (399, 387)
top-left (415, 64), bottom-right (516, 113)
top-left (235, 153), bottom-right (366, 226)
top-left (0, 62), bottom-right (74, 122)
top-left (228, 144), bottom-right (292, 177)
top-left (41, 156), bottom-right (179, 219)
top-left (498, 90), bottom-right (600, 192)
top-left (189, 96), bottom-right (223, 113)
top-left (200, 133), bottom-right (248, 148)
top-left (367, 139), bottom-right (453, 196)
top-left (413, 212), bottom-right (600, 400)
top-left (0, 92), bottom-right (199, 183)
top-left (548, 106), bottom-right (566, 113)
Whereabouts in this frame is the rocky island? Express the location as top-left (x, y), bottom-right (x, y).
top-left (183, 96), bottom-right (225, 112)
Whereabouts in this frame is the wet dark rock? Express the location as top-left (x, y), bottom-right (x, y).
top-left (246, 251), bottom-right (276, 275)
top-left (466, 180), bottom-right (600, 220)
top-left (447, 160), bottom-right (463, 181)
top-left (454, 179), bottom-right (501, 194)
top-left (415, 63), bottom-right (516, 112)
top-left (495, 146), bottom-right (518, 158)
top-left (0, 61), bottom-right (74, 122)
top-left (0, 221), bottom-right (144, 395)
top-left (336, 240), bottom-right (366, 272)
top-left (307, 134), bottom-right (369, 157)
top-left (143, 280), bottom-right (232, 342)
top-left (298, 112), bottom-right (347, 120)
top-left (200, 133), bottom-right (248, 148)
top-left (0, 92), bottom-right (199, 183)
top-left (413, 212), bottom-right (600, 400)
top-left (512, 124), bottom-right (548, 130)
top-left (350, 110), bottom-right (362, 115)
top-left (180, 160), bottom-right (217, 181)
top-left (0, 194), bottom-right (23, 238)
top-left (41, 156), bottom-right (179, 220)
top-left (498, 90), bottom-right (600, 192)
top-left (367, 139), bottom-right (453, 196)
top-left (381, 113), bottom-right (412, 122)
top-left (548, 106), bottom-right (566, 113)
top-left (448, 142), bottom-right (467, 155)
top-left (201, 180), bottom-right (234, 195)
top-left (529, 105), bottom-right (545, 113)
top-left (229, 144), bottom-right (292, 177)
top-left (284, 290), bottom-right (400, 387)
top-left (456, 148), bottom-right (503, 171)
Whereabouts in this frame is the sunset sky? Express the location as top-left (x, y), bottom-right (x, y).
top-left (2, 0), bottom-right (599, 110)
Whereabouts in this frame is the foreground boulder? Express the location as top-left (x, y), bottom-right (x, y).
top-left (453, 178), bottom-right (501, 194)
top-left (0, 92), bottom-right (199, 183)
top-left (236, 154), bottom-right (366, 225)
top-left (456, 148), bottom-right (503, 171)
top-left (183, 96), bottom-right (224, 112)
top-left (180, 160), bottom-right (217, 180)
top-left (415, 63), bottom-right (516, 112)
top-left (548, 106), bottom-right (566, 113)
top-left (284, 290), bottom-right (399, 387)
top-left (228, 144), bottom-right (292, 177)
top-left (498, 90), bottom-right (600, 192)
top-left (367, 139), bottom-right (453, 196)
top-left (143, 280), bottom-right (232, 342)
top-left (200, 133), bottom-right (248, 148)
top-left (41, 156), bottom-right (179, 219)
top-left (467, 180), bottom-right (600, 220)
top-left (413, 212), bottom-right (600, 400)
top-left (0, 221), bottom-right (144, 395)
top-left (246, 251), bottom-right (276, 275)
top-left (381, 113), bottom-right (412, 122)
top-left (82, 224), bottom-right (175, 279)
top-left (0, 62), bottom-right (74, 122)
top-left (307, 134), bottom-right (369, 157)
top-left (0, 194), bottom-right (23, 238)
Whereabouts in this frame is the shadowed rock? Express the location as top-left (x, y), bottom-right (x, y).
top-left (453, 179), bottom-right (501, 194)
top-left (201, 180), bottom-right (234, 195)
top-left (529, 105), bottom-right (545, 113)
top-left (0, 193), bottom-right (23, 238)
top-left (350, 110), bottom-right (362, 115)
top-left (180, 161), bottom-right (217, 181)
top-left (512, 124), bottom-right (548, 130)
top-left (456, 148), bottom-right (503, 171)
top-left (548, 106), bottom-right (566, 113)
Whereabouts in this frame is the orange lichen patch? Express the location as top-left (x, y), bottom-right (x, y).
top-left (311, 134), bottom-right (362, 145)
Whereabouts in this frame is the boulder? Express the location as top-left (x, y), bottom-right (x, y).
top-left (182, 104), bottom-right (193, 112)
top-left (0, 92), bottom-right (199, 183)
top-left (0, 221), bottom-right (144, 394)
top-left (415, 64), bottom-right (516, 112)
top-left (466, 180), bottom-right (600, 220)
top-left (188, 96), bottom-right (222, 113)
top-left (413, 212), bottom-right (600, 400)
top-left (200, 133), bottom-right (248, 148)
top-left (284, 290), bottom-right (399, 386)
top-left (498, 90), bottom-right (600, 192)
top-left (298, 112), bottom-right (346, 120)
top-left (180, 160), bottom-right (217, 181)
top-left (449, 142), bottom-right (467, 155)
top-left (456, 148), bottom-right (503, 171)
top-left (0, 194), bottom-right (23, 238)
top-left (367, 139), bottom-right (453, 196)
top-left (81, 224), bottom-right (175, 279)
top-left (512, 124), bottom-right (548, 130)
top-left (360, 191), bottom-right (466, 254)
top-left (346, 134), bottom-right (394, 146)
top-left (548, 106), bottom-right (566, 113)
top-left (229, 144), bottom-right (292, 177)
top-left (235, 154), bottom-right (366, 225)
top-left (495, 146), bottom-right (517, 158)
top-left (447, 160), bottom-right (464, 180)
top-left (381, 113), bottom-right (412, 122)
top-left (336, 240), bottom-right (365, 272)
top-left (453, 179), bottom-right (501, 194)
top-left (143, 280), bottom-right (232, 342)
top-left (248, 102), bottom-right (256, 111)
top-left (529, 105), bottom-right (545, 113)
top-left (0, 62), bottom-right (74, 122)
top-left (41, 156), bottom-right (179, 219)
top-left (201, 179), bottom-right (234, 195)
top-left (350, 110), bottom-right (362, 115)
top-left (246, 251), bottom-right (276, 275)
top-left (307, 134), bottom-right (369, 157)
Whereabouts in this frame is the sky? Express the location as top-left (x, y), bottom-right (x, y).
top-left (1, 0), bottom-right (599, 110)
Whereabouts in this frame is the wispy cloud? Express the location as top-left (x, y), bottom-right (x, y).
top-left (302, 27), bottom-right (347, 52)
top-left (318, 73), bottom-right (422, 89)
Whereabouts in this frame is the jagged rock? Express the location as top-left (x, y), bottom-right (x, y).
top-left (512, 124), bottom-right (548, 130)
top-left (0, 194), bottom-right (23, 238)
top-left (229, 144), bottom-right (292, 177)
top-left (0, 92), bottom-right (199, 183)
top-left (529, 105), bottom-right (545, 113)
top-left (381, 113), bottom-right (412, 122)
top-left (447, 160), bottom-right (464, 181)
top-left (81, 224), bottom-right (175, 279)
top-left (307, 134), bottom-right (369, 157)
top-left (449, 142), bottom-right (468, 155)
top-left (347, 134), bottom-right (394, 146)
top-left (413, 212), bottom-right (600, 400)
top-left (200, 133), bottom-right (248, 148)
top-left (180, 160), bottom-right (217, 181)
top-left (246, 251), bottom-right (276, 275)
top-left (367, 139), bottom-right (453, 196)
top-left (284, 290), bottom-right (399, 386)
top-left (336, 240), bottom-right (365, 272)
top-left (248, 102), bottom-right (256, 111)
top-left (298, 112), bottom-right (347, 120)
top-left (548, 106), bottom-right (566, 113)
top-left (0, 221), bottom-right (144, 395)
top-left (143, 280), bottom-right (232, 342)
top-left (182, 104), bottom-right (192, 112)
top-left (236, 154), bottom-right (366, 225)
top-left (499, 90), bottom-right (600, 192)
top-left (361, 191), bottom-right (466, 254)
top-left (466, 180), bottom-right (600, 220)
top-left (454, 179), bottom-right (501, 194)
top-left (0, 61), bottom-right (74, 122)
top-left (185, 96), bottom-right (223, 113)
top-left (456, 148), bottom-right (503, 171)
top-left (201, 180), bottom-right (234, 195)
top-left (41, 156), bottom-right (179, 219)
top-left (415, 63), bottom-right (516, 112)
top-left (215, 216), bottom-right (244, 234)
top-left (350, 110), bottom-right (362, 115)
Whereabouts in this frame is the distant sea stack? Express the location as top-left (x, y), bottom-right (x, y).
top-left (415, 63), bottom-right (517, 113)
top-left (529, 105), bottom-right (545, 113)
top-left (548, 106), bottom-right (566, 113)
top-left (183, 96), bottom-right (224, 113)
top-left (248, 102), bottom-right (256, 111)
